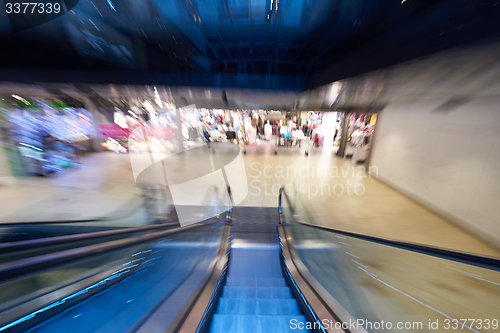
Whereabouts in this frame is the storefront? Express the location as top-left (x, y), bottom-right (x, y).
top-left (338, 111), bottom-right (377, 164)
top-left (3, 95), bottom-right (97, 176)
top-left (100, 104), bottom-right (178, 154)
top-left (300, 111), bottom-right (342, 150)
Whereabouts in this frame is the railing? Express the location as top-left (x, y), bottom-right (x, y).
top-left (0, 186), bottom-right (181, 263)
top-left (278, 187), bottom-right (500, 267)
top-left (0, 223), bottom-right (205, 283)
top-left (278, 186), bottom-right (500, 333)
top-left (0, 222), bottom-right (179, 254)
top-left (278, 187), bottom-right (363, 333)
top-left (0, 184), bottom-right (230, 332)
top-left (168, 185), bottom-right (233, 333)
top-left (0, 186), bottom-right (171, 226)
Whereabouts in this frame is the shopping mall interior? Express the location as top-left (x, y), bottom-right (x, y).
top-left (0, 1), bottom-right (499, 332)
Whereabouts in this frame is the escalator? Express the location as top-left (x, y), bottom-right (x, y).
top-left (208, 207), bottom-right (309, 333)
top-left (0, 218), bottom-right (226, 333)
top-left (0, 186), bottom-right (230, 333)
top-left (0, 186), bottom-right (499, 333)
top-left (0, 187), bottom-right (178, 264)
top-left (0, 188), bottom-right (168, 244)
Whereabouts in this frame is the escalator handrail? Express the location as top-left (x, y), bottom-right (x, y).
top-left (278, 225), bottom-right (358, 333)
top-left (0, 185), bottom-right (228, 332)
top-left (168, 186), bottom-right (233, 333)
top-left (0, 221), bottom-right (180, 254)
top-left (0, 196), bottom-right (145, 225)
top-left (0, 219), bottom-right (216, 283)
top-left (278, 189), bottom-right (366, 333)
top-left (278, 187), bottom-right (500, 268)
top-left (0, 184), bottom-right (223, 282)
top-left (0, 187), bottom-right (169, 226)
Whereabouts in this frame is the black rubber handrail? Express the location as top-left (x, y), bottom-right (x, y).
top-left (0, 221), bottom-right (179, 253)
top-left (278, 187), bottom-right (500, 268)
top-left (0, 221), bottom-right (209, 283)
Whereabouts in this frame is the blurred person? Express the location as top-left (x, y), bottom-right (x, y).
top-left (264, 120), bottom-right (272, 141)
top-left (246, 117), bottom-right (257, 146)
top-left (275, 120), bottom-right (281, 135)
top-left (202, 122), bottom-right (210, 144)
top-left (257, 117), bottom-right (264, 139)
top-left (295, 126), bottom-right (304, 140)
top-left (280, 122), bottom-right (289, 139)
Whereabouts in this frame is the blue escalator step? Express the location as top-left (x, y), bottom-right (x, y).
top-left (216, 298), bottom-right (302, 315)
top-left (222, 286), bottom-right (293, 299)
top-left (228, 250), bottom-right (283, 278)
top-left (226, 277), bottom-right (287, 287)
top-left (209, 314), bottom-right (310, 333)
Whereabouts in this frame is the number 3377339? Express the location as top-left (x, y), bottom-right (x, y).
top-left (5, 2), bottom-right (61, 14)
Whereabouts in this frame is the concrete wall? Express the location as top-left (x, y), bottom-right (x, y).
top-left (371, 98), bottom-right (500, 245)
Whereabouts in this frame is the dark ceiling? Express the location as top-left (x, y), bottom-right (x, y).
top-left (0, 0), bottom-right (499, 90)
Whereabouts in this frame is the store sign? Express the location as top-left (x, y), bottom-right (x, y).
top-left (99, 124), bottom-right (176, 140)
top-left (99, 124), bottom-right (130, 138)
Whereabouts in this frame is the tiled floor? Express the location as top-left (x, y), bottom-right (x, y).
top-left (1, 139), bottom-right (498, 257)
top-left (0, 152), bottom-right (142, 225)
top-left (239, 139), bottom-right (500, 257)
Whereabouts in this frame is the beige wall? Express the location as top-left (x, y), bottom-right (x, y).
top-left (371, 98), bottom-right (500, 246)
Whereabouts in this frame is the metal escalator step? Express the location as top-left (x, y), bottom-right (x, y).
top-left (227, 251), bottom-right (283, 279)
top-left (222, 286), bottom-right (293, 299)
top-left (209, 314), bottom-right (310, 333)
top-left (216, 298), bottom-right (302, 315)
top-left (225, 277), bottom-right (288, 287)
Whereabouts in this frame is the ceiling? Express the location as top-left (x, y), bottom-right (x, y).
top-left (1, 36), bottom-right (500, 111)
top-left (0, 0), bottom-right (499, 90)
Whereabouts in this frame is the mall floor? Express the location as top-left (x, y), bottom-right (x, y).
top-left (240, 140), bottom-right (500, 257)
top-left (1, 138), bottom-right (498, 257)
top-left (0, 153), bottom-right (142, 226)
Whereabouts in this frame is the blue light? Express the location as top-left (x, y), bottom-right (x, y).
top-left (196, 265), bottom-right (228, 333)
top-left (132, 250), bottom-right (151, 256)
top-left (88, 19), bottom-right (100, 31)
top-left (0, 269), bottom-right (132, 332)
top-left (280, 245), bottom-right (327, 333)
top-left (19, 142), bottom-right (42, 151)
top-left (107, 0), bottom-right (116, 11)
top-left (122, 257), bottom-right (146, 266)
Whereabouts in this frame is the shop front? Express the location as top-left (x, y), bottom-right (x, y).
top-left (2, 95), bottom-right (97, 176)
top-left (337, 111), bottom-right (377, 164)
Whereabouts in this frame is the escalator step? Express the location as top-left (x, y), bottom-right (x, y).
top-left (227, 256), bottom-right (283, 278)
top-left (216, 298), bottom-right (302, 315)
top-left (226, 277), bottom-right (288, 287)
top-left (209, 314), bottom-right (310, 333)
top-left (222, 286), bottom-right (293, 299)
